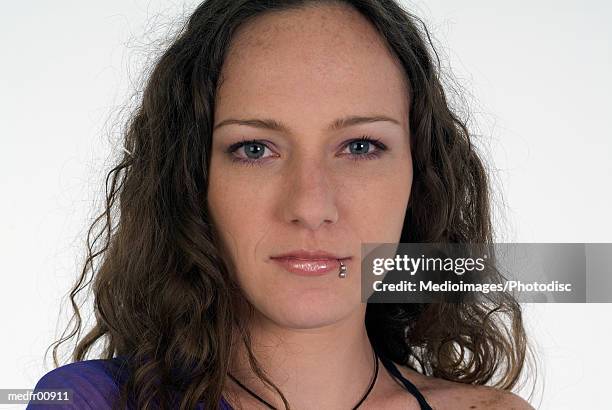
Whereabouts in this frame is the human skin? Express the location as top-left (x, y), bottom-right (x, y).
top-left (209, 2), bottom-right (412, 331)
top-left (207, 3), bottom-right (533, 410)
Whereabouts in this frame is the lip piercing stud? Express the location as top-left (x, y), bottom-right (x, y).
top-left (338, 260), bottom-right (347, 278)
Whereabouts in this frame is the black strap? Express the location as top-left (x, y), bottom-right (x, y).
top-left (377, 353), bottom-right (433, 410)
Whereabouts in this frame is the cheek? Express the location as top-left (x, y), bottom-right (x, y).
top-left (207, 165), bottom-right (273, 258)
top-left (344, 165), bottom-right (412, 241)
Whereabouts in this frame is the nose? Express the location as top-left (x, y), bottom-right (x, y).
top-left (280, 155), bottom-right (339, 231)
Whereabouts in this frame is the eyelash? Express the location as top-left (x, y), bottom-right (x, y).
top-left (226, 135), bottom-right (388, 167)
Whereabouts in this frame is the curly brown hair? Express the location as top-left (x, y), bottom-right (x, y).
top-left (48, 0), bottom-right (536, 409)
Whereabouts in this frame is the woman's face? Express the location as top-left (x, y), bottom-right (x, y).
top-left (208, 5), bottom-right (412, 329)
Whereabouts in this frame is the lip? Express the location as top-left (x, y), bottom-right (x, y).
top-left (270, 250), bottom-right (351, 276)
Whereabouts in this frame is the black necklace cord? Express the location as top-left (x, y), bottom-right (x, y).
top-left (350, 347), bottom-right (379, 409)
top-left (227, 372), bottom-right (277, 409)
top-left (227, 347), bottom-right (379, 410)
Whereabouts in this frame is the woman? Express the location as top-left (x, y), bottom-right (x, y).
top-left (28, 0), bottom-right (536, 409)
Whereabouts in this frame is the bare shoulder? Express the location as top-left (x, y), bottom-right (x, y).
top-left (392, 364), bottom-right (535, 410)
top-left (440, 384), bottom-right (535, 410)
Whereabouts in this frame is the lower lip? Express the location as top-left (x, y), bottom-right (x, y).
top-left (271, 257), bottom-right (346, 276)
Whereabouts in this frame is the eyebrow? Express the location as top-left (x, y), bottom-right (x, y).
top-left (212, 114), bottom-right (401, 132)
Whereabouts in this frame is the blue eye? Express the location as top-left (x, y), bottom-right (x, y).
top-left (241, 141), bottom-right (267, 159)
top-left (226, 135), bottom-right (387, 167)
top-left (348, 140), bottom-right (370, 155)
top-left (339, 136), bottom-right (387, 162)
top-left (226, 139), bottom-right (277, 166)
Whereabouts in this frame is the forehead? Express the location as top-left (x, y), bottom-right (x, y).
top-left (215, 4), bottom-right (410, 132)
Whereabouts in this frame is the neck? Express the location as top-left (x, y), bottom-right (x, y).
top-left (226, 304), bottom-right (377, 409)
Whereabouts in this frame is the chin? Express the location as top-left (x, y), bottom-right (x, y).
top-left (254, 292), bottom-right (359, 330)
top-left (265, 308), bottom-right (348, 330)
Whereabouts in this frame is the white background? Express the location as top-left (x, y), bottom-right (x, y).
top-left (1, 1), bottom-right (610, 409)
